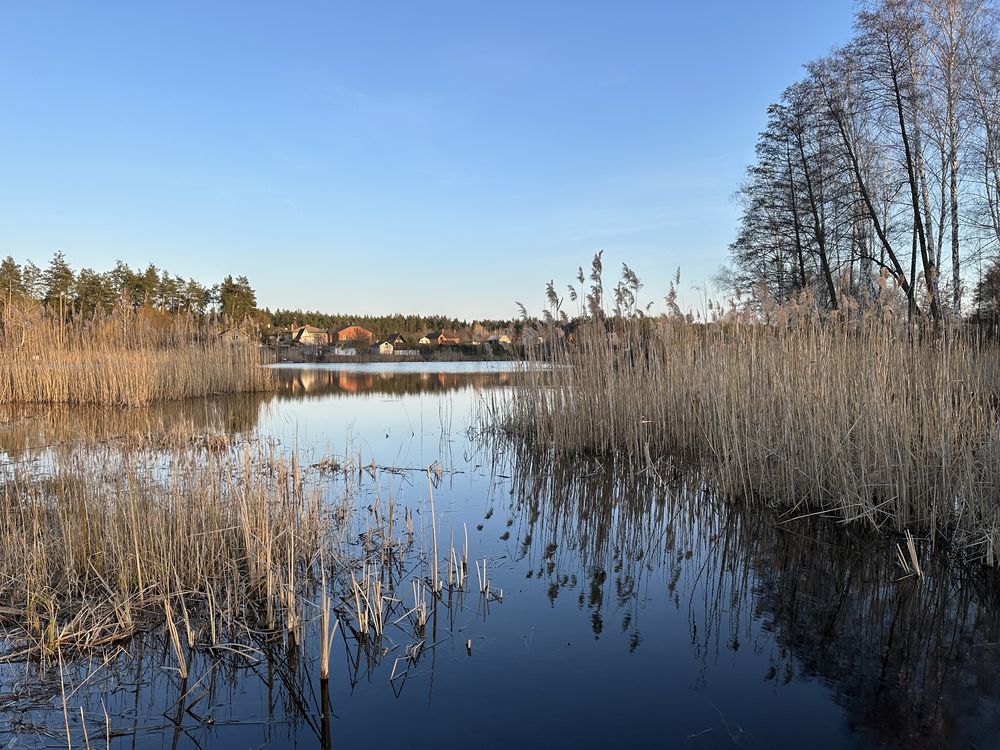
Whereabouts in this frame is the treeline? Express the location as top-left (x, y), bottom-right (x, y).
top-left (267, 309), bottom-right (520, 341)
top-left (0, 252), bottom-right (258, 321)
top-left (0, 253), bottom-right (525, 338)
top-left (724, 0), bottom-right (1000, 319)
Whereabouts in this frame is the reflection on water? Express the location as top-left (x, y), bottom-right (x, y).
top-left (2, 363), bottom-right (999, 749)
top-left (271, 363), bottom-right (530, 399)
top-left (0, 395), bottom-right (269, 458)
top-left (0, 365), bottom-right (531, 458)
top-left (500, 451), bottom-right (1000, 747)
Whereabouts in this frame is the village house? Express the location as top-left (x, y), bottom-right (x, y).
top-left (421, 330), bottom-right (460, 346)
top-left (292, 324), bottom-right (329, 346)
top-left (486, 333), bottom-right (512, 345)
top-left (218, 327), bottom-right (249, 345)
top-left (333, 324), bottom-right (374, 344)
top-left (385, 333), bottom-right (407, 347)
top-left (372, 340), bottom-right (394, 355)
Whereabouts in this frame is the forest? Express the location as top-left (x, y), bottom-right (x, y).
top-left (0, 253), bottom-right (518, 339)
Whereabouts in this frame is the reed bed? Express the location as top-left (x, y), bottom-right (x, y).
top-left (0, 303), bottom-right (273, 406)
top-left (0, 443), bottom-right (326, 658)
top-left (488, 310), bottom-right (1000, 563)
top-left (0, 437), bottom-right (497, 696)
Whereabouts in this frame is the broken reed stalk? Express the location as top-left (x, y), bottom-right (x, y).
top-left (350, 564), bottom-right (386, 639)
top-left (163, 597), bottom-right (188, 679)
top-left (896, 530), bottom-right (924, 579)
top-left (319, 570), bottom-right (335, 681)
top-left (427, 469), bottom-right (440, 593)
top-left (493, 310), bottom-right (1000, 564)
top-left (59, 649), bottom-right (72, 750)
top-left (475, 558), bottom-right (489, 596)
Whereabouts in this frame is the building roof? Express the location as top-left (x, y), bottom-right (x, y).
top-left (334, 324), bottom-right (373, 336)
top-left (292, 324), bottom-right (328, 342)
top-left (426, 330), bottom-right (458, 340)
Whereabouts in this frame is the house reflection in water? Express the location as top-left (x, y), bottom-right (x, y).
top-left (273, 367), bottom-right (522, 399)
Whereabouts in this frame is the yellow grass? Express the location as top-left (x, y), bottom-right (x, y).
top-left (0, 302), bottom-right (274, 406)
top-left (490, 310), bottom-right (1000, 563)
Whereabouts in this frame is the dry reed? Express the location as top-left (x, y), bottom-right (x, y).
top-left (0, 302), bottom-right (273, 406)
top-left (0, 441), bottom-right (324, 658)
top-left (489, 309), bottom-right (1000, 563)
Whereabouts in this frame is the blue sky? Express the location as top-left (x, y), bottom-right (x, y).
top-left (0, 1), bottom-right (856, 319)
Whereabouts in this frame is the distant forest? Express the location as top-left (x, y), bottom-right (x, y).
top-left (0, 252), bottom-right (258, 321)
top-left (0, 253), bottom-right (521, 338)
top-left (268, 310), bottom-right (520, 342)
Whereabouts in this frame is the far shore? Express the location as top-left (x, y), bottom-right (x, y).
top-left (265, 344), bottom-right (522, 365)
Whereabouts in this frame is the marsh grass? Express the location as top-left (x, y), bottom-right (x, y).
top-left (0, 443), bottom-right (326, 659)
top-left (0, 303), bottom-right (273, 406)
top-left (489, 309), bottom-right (1000, 563)
top-left (0, 435), bottom-right (498, 708)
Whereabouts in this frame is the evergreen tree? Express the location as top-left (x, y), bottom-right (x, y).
top-left (0, 256), bottom-right (25, 304)
top-left (219, 275), bottom-right (257, 321)
top-left (42, 252), bottom-right (75, 312)
top-left (73, 267), bottom-right (111, 318)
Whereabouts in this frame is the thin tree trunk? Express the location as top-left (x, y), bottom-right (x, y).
top-left (887, 34), bottom-right (939, 319)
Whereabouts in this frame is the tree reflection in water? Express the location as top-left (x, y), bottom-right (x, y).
top-left (495, 446), bottom-right (1000, 747)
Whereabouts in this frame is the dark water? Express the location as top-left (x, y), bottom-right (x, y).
top-left (3, 362), bottom-right (1000, 749)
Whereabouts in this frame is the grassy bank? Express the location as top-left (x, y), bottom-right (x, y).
top-left (0, 304), bottom-right (274, 406)
top-left (487, 312), bottom-right (1000, 563)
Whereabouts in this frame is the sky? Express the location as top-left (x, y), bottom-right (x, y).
top-left (0, 1), bottom-right (857, 320)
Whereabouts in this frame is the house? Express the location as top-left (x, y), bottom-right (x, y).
top-left (218, 327), bottom-right (248, 345)
top-left (423, 330), bottom-right (460, 345)
top-left (418, 335), bottom-right (432, 345)
top-left (385, 333), bottom-right (407, 346)
top-left (333, 324), bottom-right (374, 344)
top-left (373, 340), bottom-right (394, 355)
top-left (292, 325), bottom-right (329, 346)
top-left (486, 333), bottom-right (512, 345)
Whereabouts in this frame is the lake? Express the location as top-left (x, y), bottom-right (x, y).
top-left (2, 361), bottom-right (999, 749)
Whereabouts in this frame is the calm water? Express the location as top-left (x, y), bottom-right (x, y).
top-left (2, 362), bottom-right (1000, 749)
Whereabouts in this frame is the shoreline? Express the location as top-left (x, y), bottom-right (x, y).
top-left (266, 344), bottom-right (522, 365)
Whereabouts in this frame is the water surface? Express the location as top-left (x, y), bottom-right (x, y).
top-left (2, 362), bottom-right (999, 749)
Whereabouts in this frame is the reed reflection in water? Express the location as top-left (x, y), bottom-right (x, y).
top-left (494, 447), bottom-right (1000, 748)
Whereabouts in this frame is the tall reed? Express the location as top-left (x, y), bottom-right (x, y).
top-left (489, 310), bottom-right (1000, 563)
top-left (0, 302), bottom-right (273, 406)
